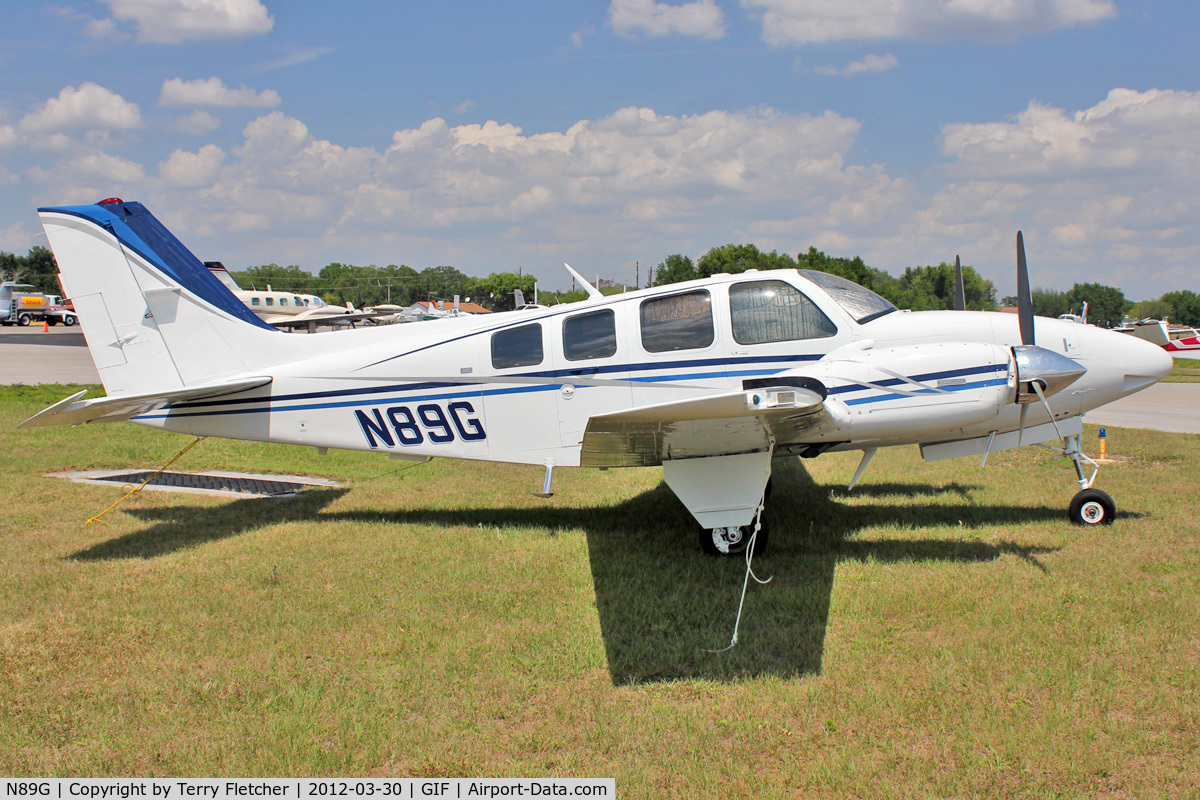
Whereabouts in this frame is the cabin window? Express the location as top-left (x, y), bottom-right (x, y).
top-left (563, 309), bottom-right (617, 361)
top-left (640, 290), bottom-right (714, 353)
top-left (264, 297), bottom-right (274, 306)
top-left (491, 323), bottom-right (544, 369)
top-left (295, 296), bottom-right (304, 306)
top-left (250, 297), bottom-right (260, 306)
top-left (280, 298), bottom-right (289, 307)
top-left (729, 280), bottom-right (837, 344)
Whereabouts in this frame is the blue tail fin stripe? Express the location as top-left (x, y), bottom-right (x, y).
top-left (39, 201), bottom-right (276, 332)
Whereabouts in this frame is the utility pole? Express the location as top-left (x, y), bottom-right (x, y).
top-left (635, 260), bottom-right (639, 289)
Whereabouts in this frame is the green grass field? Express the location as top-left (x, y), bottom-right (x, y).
top-left (1, 384), bottom-right (1197, 796)
top-left (1164, 359), bottom-right (1200, 382)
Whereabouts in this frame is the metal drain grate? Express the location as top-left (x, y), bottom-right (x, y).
top-left (52, 469), bottom-right (342, 498)
top-left (99, 471), bottom-right (311, 496)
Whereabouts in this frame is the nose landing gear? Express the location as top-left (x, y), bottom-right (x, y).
top-left (1044, 433), bottom-right (1115, 526)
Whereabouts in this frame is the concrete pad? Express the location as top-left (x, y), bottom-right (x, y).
top-left (1085, 383), bottom-right (1200, 435)
top-left (0, 326), bottom-right (101, 385)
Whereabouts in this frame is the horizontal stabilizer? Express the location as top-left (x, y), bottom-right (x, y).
top-left (19, 376), bottom-right (271, 429)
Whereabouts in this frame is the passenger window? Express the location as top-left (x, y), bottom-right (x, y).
top-left (250, 297), bottom-right (260, 306)
top-left (265, 297), bottom-right (274, 306)
top-left (563, 309), bottom-right (617, 361)
top-left (730, 280), bottom-right (837, 344)
top-left (295, 296), bottom-right (303, 306)
top-left (280, 298), bottom-right (289, 307)
top-left (491, 323), bottom-right (544, 369)
top-left (640, 291), bottom-right (713, 353)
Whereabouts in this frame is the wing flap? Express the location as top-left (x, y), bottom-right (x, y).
top-left (580, 385), bottom-right (843, 467)
top-left (18, 376), bottom-right (272, 429)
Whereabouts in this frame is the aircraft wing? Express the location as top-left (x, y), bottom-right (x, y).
top-left (18, 376), bottom-right (272, 428)
top-left (253, 308), bottom-right (388, 328)
top-left (579, 383), bottom-right (843, 467)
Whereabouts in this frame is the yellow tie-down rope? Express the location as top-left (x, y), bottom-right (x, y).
top-left (85, 436), bottom-right (206, 526)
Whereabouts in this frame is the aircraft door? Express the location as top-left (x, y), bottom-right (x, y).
top-left (480, 320), bottom-right (563, 460)
top-left (552, 306), bottom-right (634, 452)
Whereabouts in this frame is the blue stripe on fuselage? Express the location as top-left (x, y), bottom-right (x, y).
top-left (132, 360), bottom-right (1009, 421)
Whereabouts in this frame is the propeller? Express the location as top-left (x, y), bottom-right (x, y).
top-left (953, 255), bottom-right (966, 311)
top-left (1009, 231), bottom-right (1086, 443)
top-left (1017, 231), bottom-right (1034, 346)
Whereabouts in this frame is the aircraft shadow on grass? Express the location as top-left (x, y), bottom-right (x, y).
top-left (67, 463), bottom-right (1069, 685)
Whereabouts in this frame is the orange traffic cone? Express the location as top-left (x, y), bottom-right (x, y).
top-left (42, 319), bottom-right (48, 333)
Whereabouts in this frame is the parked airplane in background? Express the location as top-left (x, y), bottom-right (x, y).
top-left (22, 200), bottom-right (1173, 555)
top-left (204, 261), bottom-right (385, 331)
top-left (1117, 318), bottom-right (1200, 360)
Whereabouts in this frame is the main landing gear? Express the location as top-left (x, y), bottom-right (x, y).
top-left (1049, 433), bottom-right (1116, 526)
top-left (699, 517), bottom-right (770, 557)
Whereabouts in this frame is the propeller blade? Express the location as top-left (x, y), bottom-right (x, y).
top-left (1017, 231), bottom-right (1034, 346)
top-left (953, 255), bottom-right (966, 311)
top-left (1018, 402), bottom-right (1028, 446)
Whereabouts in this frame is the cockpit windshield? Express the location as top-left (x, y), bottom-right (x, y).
top-left (798, 270), bottom-right (897, 324)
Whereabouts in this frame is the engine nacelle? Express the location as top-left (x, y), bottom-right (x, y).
top-left (807, 341), bottom-right (1012, 440)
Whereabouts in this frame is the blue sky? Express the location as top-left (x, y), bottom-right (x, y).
top-left (1, 0), bottom-right (1197, 299)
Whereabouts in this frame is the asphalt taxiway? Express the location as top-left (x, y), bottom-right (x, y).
top-left (0, 327), bottom-right (100, 385)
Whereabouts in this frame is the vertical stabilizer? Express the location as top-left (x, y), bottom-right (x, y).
top-left (38, 200), bottom-right (300, 396)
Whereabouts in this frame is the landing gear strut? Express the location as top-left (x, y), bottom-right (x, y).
top-left (1045, 433), bottom-right (1115, 526)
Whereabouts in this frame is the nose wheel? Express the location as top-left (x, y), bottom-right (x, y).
top-left (1044, 433), bottom-right (1116, 526)
top-left (1069, 488), bottom-right (1115, 526)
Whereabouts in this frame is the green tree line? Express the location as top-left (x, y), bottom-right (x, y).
top-left (0, 247), bottom-right (61, 295)
top-left (645, 243), bottom-right (1200, 329)
top-left (230, 263), bottom-right (538, 312)
top-left (648, 244), bottom-right (1000, 313)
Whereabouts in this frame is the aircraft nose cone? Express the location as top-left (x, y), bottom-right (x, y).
top-left (1136, 335), bottom-right (1175, 387)
top-left (1081, 325), bottom-right (1174, 399)
top-left (1013, 344), bottom-right (1087, 398)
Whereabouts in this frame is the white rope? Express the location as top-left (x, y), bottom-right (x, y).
top-left (704, 497), bottom-right (772, 653)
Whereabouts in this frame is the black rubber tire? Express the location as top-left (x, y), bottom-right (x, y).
top-left (17, 313), bottom-right (31, 327)
top-left (699, 518), bottom-right (770, 557)
top-left (63, 315), bottom-right (76, 326)
top-left (1069, 488), bottom-right (1116, 526)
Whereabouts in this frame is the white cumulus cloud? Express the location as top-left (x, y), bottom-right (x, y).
top-left (609, 0), bottom-right (727, 39)
top-left (18, 83), bottom-right (142, 134)
top-left (100, 0), bottom-right (273, 43)
top-left (812, 53), bottom-right (898, 76)
top-left (19, 88), bottom-right (1194, 300)
top-left (743, 0), bottom-right (1115, 44)
top-left (158, 144), bottom-right (226, 187)
top-left (65, 152), bottom-right (146, 183)
top-left (168, 110), bottom-right (222, 135)
top-left (160, 77), bottom-right (281, 108)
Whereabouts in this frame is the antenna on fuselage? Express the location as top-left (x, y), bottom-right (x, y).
top-left (564, 263), bottom-right (603, 301)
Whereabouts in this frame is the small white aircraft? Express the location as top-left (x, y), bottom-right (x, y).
top-left (1117, 318), bottom-right (1200, 360)
top-left (22, 200), bottom-right (1173, 555)
top-left (204, 261), bottom-right (386, 331)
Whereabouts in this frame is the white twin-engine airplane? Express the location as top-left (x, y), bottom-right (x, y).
top-left (23, 200), bottom-right (1172, 556)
